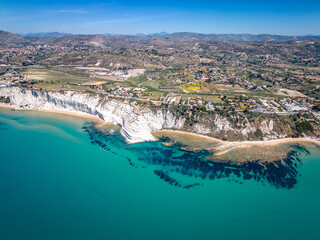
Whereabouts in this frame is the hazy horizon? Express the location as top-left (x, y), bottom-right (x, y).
top-left (12, 31), bottom-right (320, 37)
top-left (1, 0), bottom-right (320, 35)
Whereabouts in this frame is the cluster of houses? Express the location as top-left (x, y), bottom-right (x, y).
top-left (223, 94), bottom-right (314, 114)
top-left (160, 94), bottom-right (214, 110)
top-left (157, 91), bottom-right (317, 117)
top-left (107, 86), bottom-right (146, 98)
top-left (0, 46), bottom-right (36, 62)
top-left (280, 98), bottom-right (308, 112)
top-left (0, 71), bottom-right (26, 81)
top-left (0, 71), bottom-right (28, 87)
top-left (253, 97), bottom-right (314, 114)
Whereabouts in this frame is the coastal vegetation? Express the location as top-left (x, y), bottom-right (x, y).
top-left (0, 96), bottom-right (10, 103)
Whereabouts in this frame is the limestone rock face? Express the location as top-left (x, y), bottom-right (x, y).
top-left (0, 87), bottom-right (307, 142)
top-left (0, 87), bottom-right (184, 143)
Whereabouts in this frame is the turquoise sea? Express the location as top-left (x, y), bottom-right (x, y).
top-left (0, 108), bottom-right (320, 240)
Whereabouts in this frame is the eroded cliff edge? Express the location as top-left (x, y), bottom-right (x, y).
top-left (0, 87), bottom-right (318, 144)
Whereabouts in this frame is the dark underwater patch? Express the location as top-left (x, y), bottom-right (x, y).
top-left (0, 122), bottom-right (7, 130)
top-left (82, 122), bottom-right (125, 156)
top-left (82, 122), bottom-right (307, 190)
top-left (9, 117), bottom-right (27, 124)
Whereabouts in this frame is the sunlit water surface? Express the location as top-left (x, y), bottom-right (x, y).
top-left (0, 109), bottom-right (320, 240)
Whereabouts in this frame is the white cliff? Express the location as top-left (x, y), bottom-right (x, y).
top-left (0, 87), bottom-right (299, 143)
top-left (0, 87), bottom-right (184, 143)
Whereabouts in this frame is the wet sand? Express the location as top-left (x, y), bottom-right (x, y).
top-left (153, 130), bottom-right (320, 162)
top-left (153, 129), bottom-right (319, 147)
top-left (36, 109), bottom-right (106, 124)
top-left (0, 104), bottom-right (112, 127)
top-left (0, 104), bottom-right (15, 110)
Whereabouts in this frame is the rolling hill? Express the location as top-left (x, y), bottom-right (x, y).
top-left (0, 30), bottom-right (30, 48)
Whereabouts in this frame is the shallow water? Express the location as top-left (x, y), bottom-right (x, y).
top-left (0, 109), bottom-right (320, 240)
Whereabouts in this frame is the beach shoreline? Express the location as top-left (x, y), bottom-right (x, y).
top-left (0, 104), bottom-right (15, 110)
top-left (153, 129), bottom-right (320, 162)
top-left (1, 104), bottom-right (319, 162)
top-left (153, 129), bottom-right (320, 147)
top-left (0, 104), bottom-right (113, 126)
top-left (2, 103), bottom-right (319, 147)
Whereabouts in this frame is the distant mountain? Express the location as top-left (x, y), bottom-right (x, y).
top-left (103, 33), bottom-right (124, 36)
top-left (50, 34), bottom-right (185, 50)
top-left (151, 32), bottom-right (168, 36)
top-left (52, 34), bottom-right (114, 48)
top-left (152, 32), bottom-right (320, 42)
top-left (18, 32), bottom-right (74, 44)
top-left (103, 32), bottom-right (168, 37)
top-left (15, 31), bottom-right (320, 43)
top-left (2, 30), bottom-right (320, 50)
top-left (102, 32), bottom-right (320, 42)
top-left (19, 32), bottom-right (73, 38)
top-left (298, 34), bottom-right (320, 40)
top-left (136, 32), bottom-right (168, 36)
top-left (0, 30), bottom-right (30, 48)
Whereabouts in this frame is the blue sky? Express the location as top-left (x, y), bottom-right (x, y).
top-left (1, 0), bottom-right (320, 35)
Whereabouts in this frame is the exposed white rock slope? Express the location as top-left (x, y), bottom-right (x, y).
top-left (0, 87), bottom-right (292, 143)
top-left (0, 87), bottom-right (184, 143)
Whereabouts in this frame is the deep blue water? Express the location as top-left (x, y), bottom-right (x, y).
top-left (0, 108), bottom-right (320, 240)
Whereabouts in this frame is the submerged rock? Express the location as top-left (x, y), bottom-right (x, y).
top-left (83, 122), bottom-right (307, 190)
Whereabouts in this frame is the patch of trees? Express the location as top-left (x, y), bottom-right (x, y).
top-left (0, 96), bottom-right (10, 103)
top-left (312, 104), bottom-right (320, 111)
top-left (295, 121), bottom-right (313, 133)
top-left (254, 129), bottom-right (263, 138)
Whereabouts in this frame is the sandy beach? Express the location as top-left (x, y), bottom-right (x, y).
top-left (153, 129), bottom-right (320, 147)
top-left (37, 109), bottom-right (106, 123)
top-left (0, 104), bottom-right (112, 126)
top-left (0, 104), bottom-right (15, 109)
top-left (153, 129), bottom-right (319, 162)
top-left (2, 104), bottom-right (319, 162)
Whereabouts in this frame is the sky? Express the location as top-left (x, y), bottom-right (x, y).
top-left (0, 0), bottom-right (320, 35)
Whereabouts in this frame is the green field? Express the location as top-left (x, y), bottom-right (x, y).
top-left (24, 68), bottom-right (92, 84)
top-left (23, 68), bottom-right (94, 91)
